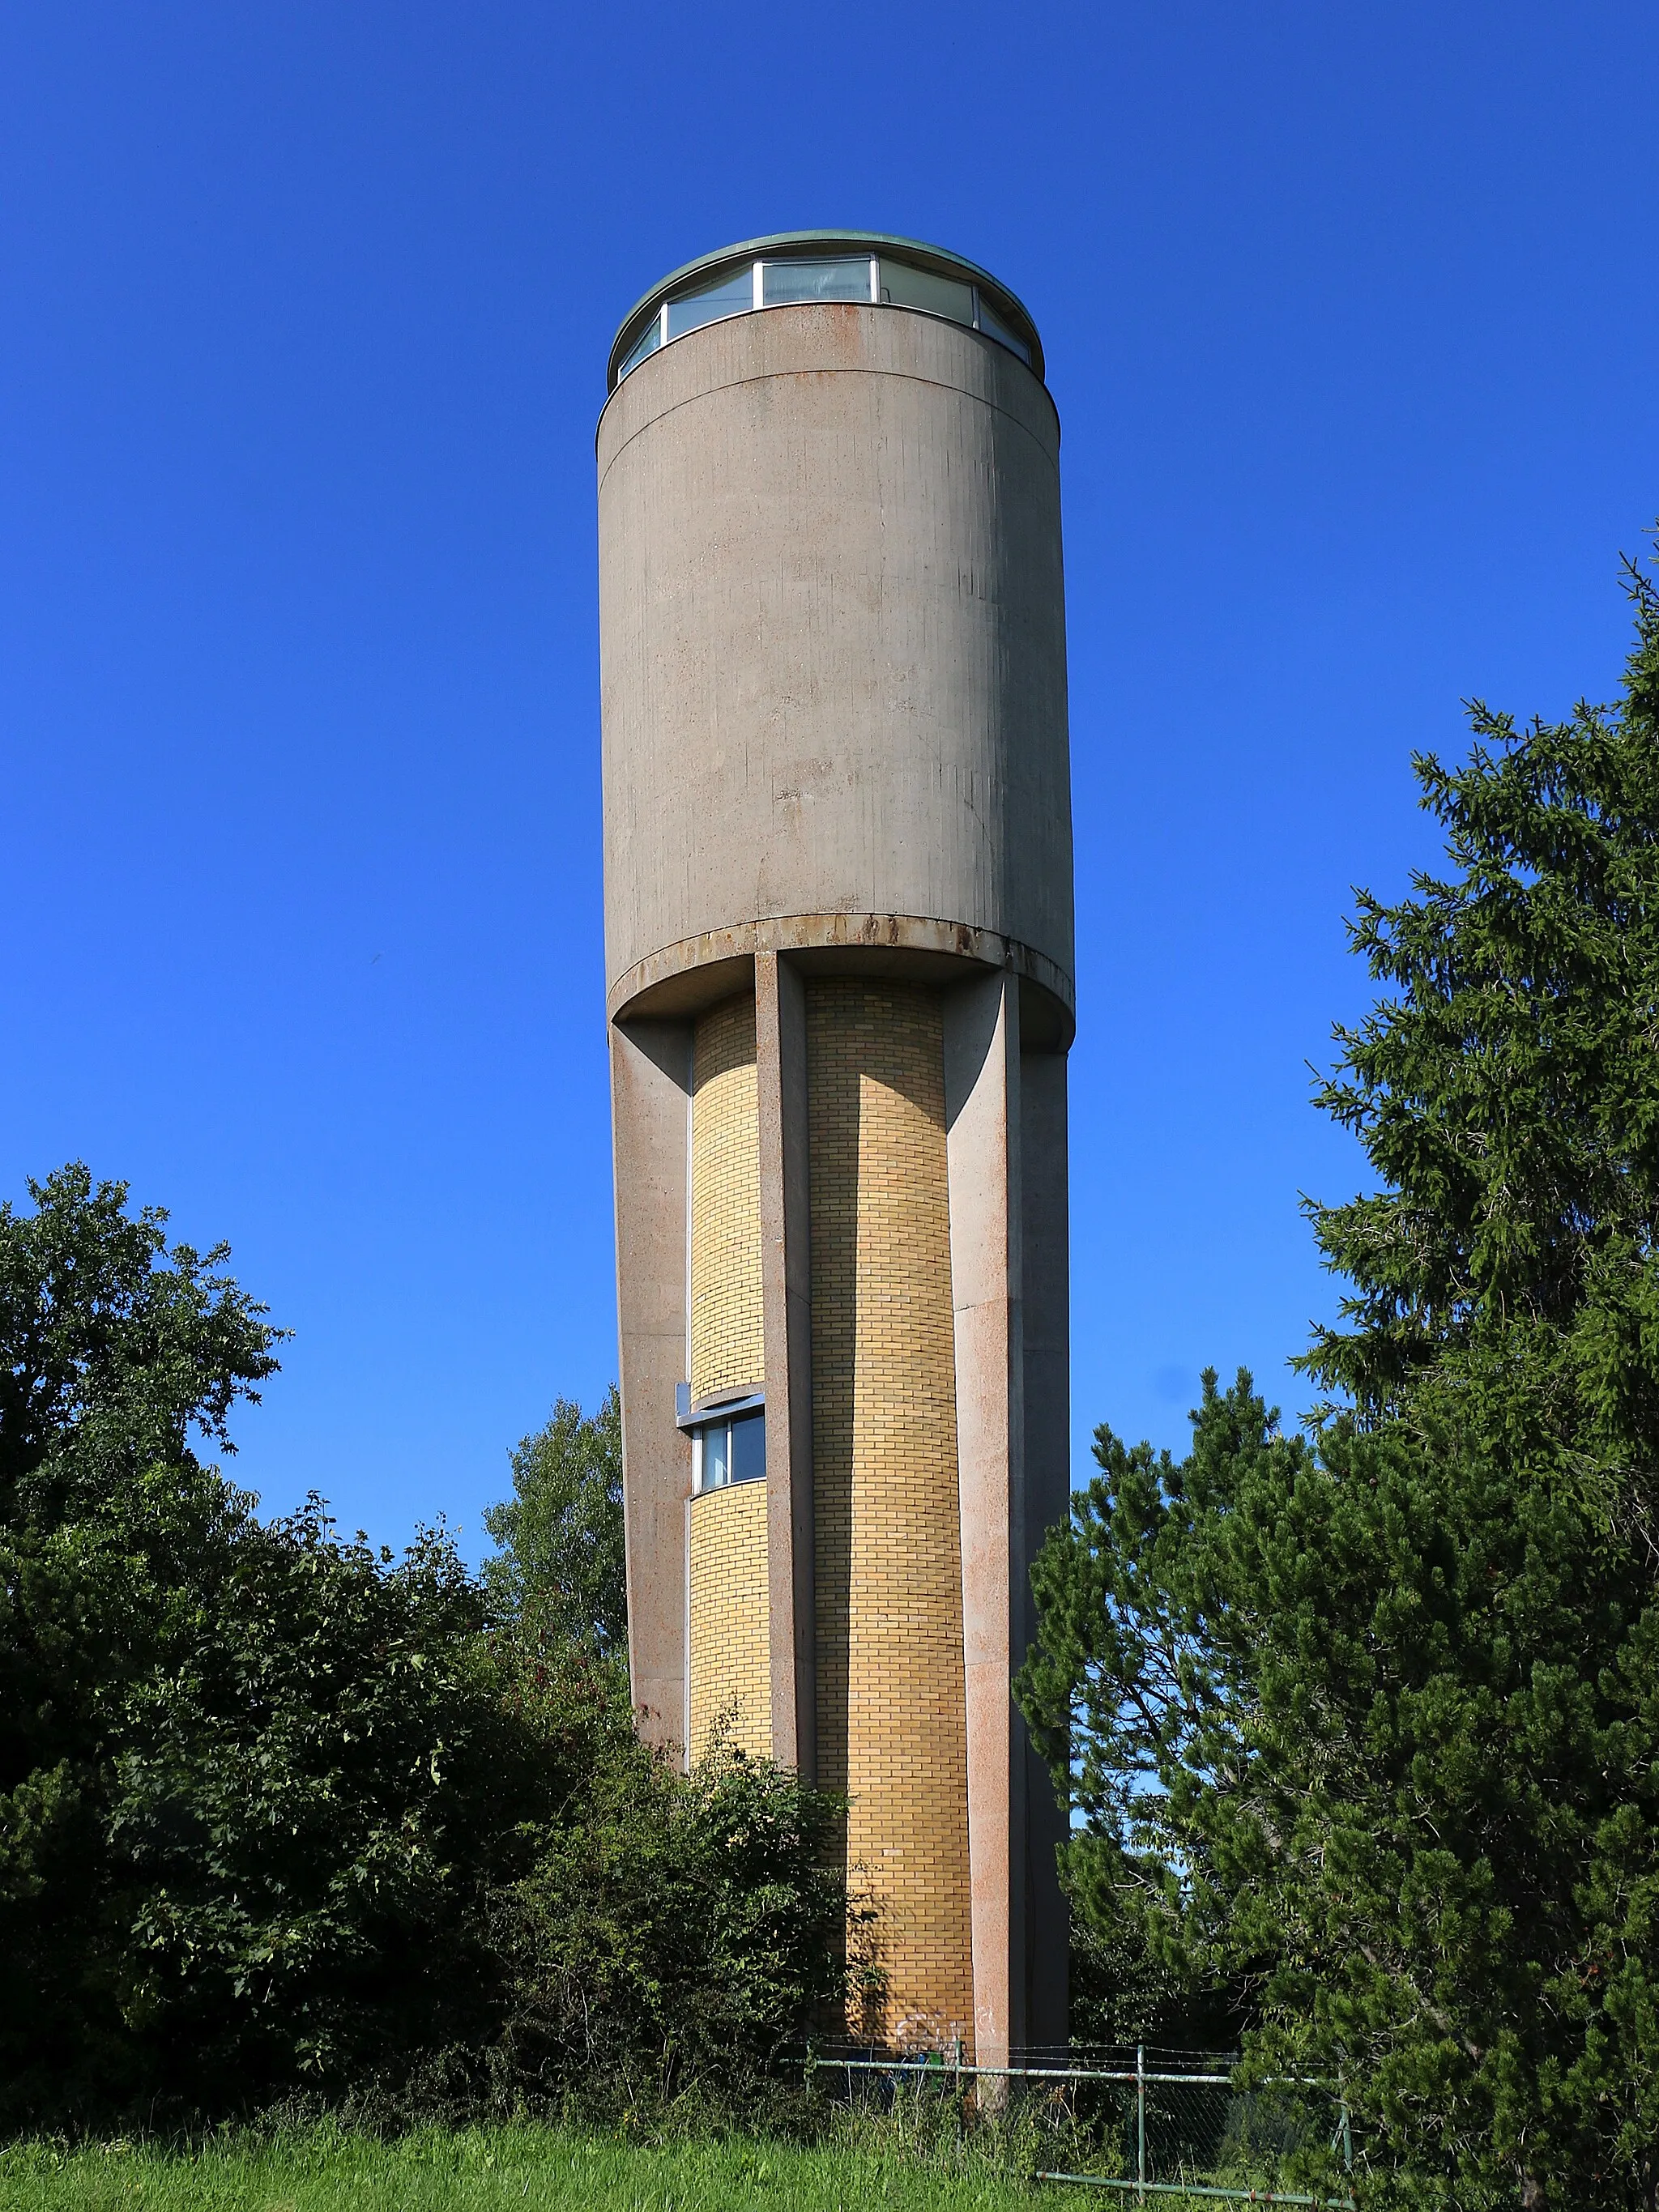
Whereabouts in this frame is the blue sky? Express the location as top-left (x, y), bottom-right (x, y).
top-left (3, 3), bottom-right (1655, 1558)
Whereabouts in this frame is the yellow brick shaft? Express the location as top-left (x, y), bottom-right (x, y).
top-left (807, 978), bottom-right (975, 2049)
top-left (687, 1478), bottom-right (771, 1762)
top-left (689, 996), bottom-right (763, 1403)
top-left (686, 995), bottom-right (770, 1761)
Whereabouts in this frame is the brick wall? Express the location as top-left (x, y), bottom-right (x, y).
top-left (690, 994), bottom-right (763, 1402)
top-left (805, 977), bottom-right (974, 2049)
top-left (687, 1477), bottom-right (772, 1760)
top-left (687, 993), bottom-right (770, 1766)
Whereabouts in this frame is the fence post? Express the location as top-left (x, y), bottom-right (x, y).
top-left (1137, 2043), bottom-right (1146, 2200)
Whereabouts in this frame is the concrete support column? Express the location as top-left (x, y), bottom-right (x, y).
top-left (945, 970), bottom-right (1026, 2067)
top-left (610, 1017), bottom-right (694, 1754)
top-left (1019, 1038), bottom-right (1072, 2046)
top-left (755, 952), bottom-right (817, 1777)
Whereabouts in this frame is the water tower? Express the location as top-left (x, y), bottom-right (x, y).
top-left (597, 233), bottom-right (1073, 2061)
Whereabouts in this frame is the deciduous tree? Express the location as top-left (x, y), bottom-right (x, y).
top-left (0, 1170), bottom-right (844, 2123)
top-left (483, 1390), bottom-right (627, 1660)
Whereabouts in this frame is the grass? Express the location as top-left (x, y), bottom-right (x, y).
top-left (0, 2124), bottom-right (1102, 2210)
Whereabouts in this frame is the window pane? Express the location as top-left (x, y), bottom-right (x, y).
top-left (730, 1410), bottom-right (766, 1483)
top-left (974, 292), bottom-right (1032, 365)
top-left (702, 1420), bottom-right (731, 1490)
top-left (690, 1429), bottom-right (705, 1492)
top-left (666, 266), bottom-right (754, 339)
top-left (762, 257), bottom-right (870, 306)
top-left (617, 314), bottom-right (662, 378)
top-left (878, 259), bottom-right (974, 328)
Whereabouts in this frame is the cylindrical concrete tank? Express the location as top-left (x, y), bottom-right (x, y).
top-left (599, 251), bottom-right (1073, 1025)
top-left (598, 233), bottom-right (1073, 2063)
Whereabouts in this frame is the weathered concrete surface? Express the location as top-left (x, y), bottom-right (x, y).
top-left (610, 913), bottom-right (1073, 1035)
top-left (945, 970), bottom-right (1024, 2069)
top-left (942, 973), bottom-right (1072, 2061)
top-left (610, 1018), bottom-right (693, 1754)
top-left (756, 952), bottom-right (816, 1778)
top-left (1018, 1042), bottom-right (1072, 2048)
top-left (598, 303), bottom-right (1073, 1008)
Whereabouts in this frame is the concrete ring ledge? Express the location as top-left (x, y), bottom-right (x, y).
top-left (607, 913), bottom-right (1076, 1040)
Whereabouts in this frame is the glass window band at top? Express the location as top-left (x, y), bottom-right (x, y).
top-left (612, 247), bottom-right (1038, 388)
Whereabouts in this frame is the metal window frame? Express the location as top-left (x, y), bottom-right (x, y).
top-left (757, 252), bottom-right (876, 311)
top-left (680, 1385), bottom-right (768, 1498)
top-left (608, 233), bottom-right (1043, 391)
top-left (676, 1382), bottom-right (766, 1430)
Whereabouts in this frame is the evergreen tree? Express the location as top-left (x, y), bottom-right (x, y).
top-left (1019, 546), bottom-right (1659, 2209)
top-left (1303, 544), bottom-right (1659, 1545)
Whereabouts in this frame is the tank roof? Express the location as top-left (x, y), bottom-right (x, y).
top-left (607, 230), bottom-right (1044, 390)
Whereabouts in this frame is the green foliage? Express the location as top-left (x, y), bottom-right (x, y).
top-left (1022, 1375), bottom-right (1659, 2203)
top-left (98, 1501), bottom-right (561, 2108)
top-left (1019, 547), bottom-right (1659, 2208)
top-left (0, 1166), bottom-right (554, 2116)
top-left (0, 1168), bottom-right (845, 2125)
top-left (0, 1161), bottom-right (282, 1507)
top-left (482, 1392), bottom-right (627, 1660)
top-left (476, 1391), bottom-right (846, 2102)
top-left (1302, 548), bottom-right (1659, 1521)
top-left (493, 1721), bottom-right (847, 2103)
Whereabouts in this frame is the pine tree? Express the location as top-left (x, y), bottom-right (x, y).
top-left (1019, 543), bottom-right (1659, 2209)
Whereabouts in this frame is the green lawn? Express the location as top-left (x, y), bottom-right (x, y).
top-left (0, 2127), bottom-right (1111, 2210)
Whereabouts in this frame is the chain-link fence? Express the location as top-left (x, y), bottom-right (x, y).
top-left (803, 2044), bottom-right (1355, 2206)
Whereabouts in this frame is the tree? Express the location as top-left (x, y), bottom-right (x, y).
top-left (1301, 547), bottom-right (1659, 1531)
top-left (0, 1166), bottom-right (552, 2118)
top-left (0, 1164), bottom-right (283, 2108)
top-left (483, 1392), bottom-right (627, 1660)
top-left (94, 1498), bottom-right (561, 2111)
top-left (0, 1159), bottom-right (280, 1512)
top-left (1018, 547), bottom-right (1659, 2209)
top-left (0, 1169), bottom-right (846, 2123)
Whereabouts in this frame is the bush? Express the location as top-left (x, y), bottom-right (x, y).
top-left (0, 1167), bottom-right (847, 2125)
top-left (491, 1707), bottom-right (847, 2108)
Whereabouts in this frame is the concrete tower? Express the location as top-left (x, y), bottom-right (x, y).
top-left (597, 233), bottom-right (1073, 2063)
